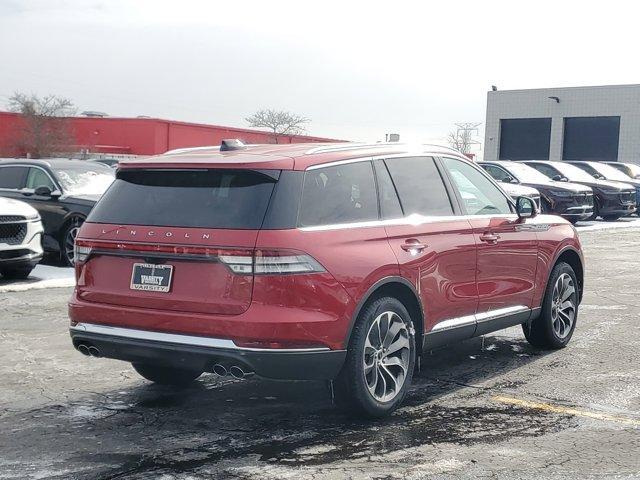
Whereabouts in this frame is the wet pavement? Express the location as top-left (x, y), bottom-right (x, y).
top-left (1, 227), bottom-right (639, 479)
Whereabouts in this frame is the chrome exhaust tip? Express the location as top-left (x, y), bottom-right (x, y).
top-left (77, 344), bottom-right (91, 356)
top-left (229, 365), bottom-right (255, 379)
top-left (212, 364), bottom-right (228, 376)
top-left (88, 346), bottom-right (101, 358)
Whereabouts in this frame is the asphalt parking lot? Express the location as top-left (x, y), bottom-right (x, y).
top-left (1, 224), bottom-right (639, 479)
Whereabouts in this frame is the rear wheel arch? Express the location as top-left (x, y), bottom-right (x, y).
top-left (346, 277), bottom-right (424, 350)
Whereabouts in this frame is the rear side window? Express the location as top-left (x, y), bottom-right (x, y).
top-left (0, 166), bottom-right (27, 189)
top-left (384, 157), bottom-right (454, 216)
top-left (88, 169), bottom-right (278, 229)
top-left (299, 162), bottom-right (378, 227)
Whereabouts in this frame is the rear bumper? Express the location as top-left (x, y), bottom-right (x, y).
top-left (69, 323), bottom-right (347, 381)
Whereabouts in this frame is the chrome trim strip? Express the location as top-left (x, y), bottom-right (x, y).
top-left (429, 305), bottom-right (530, 333)
top-left (70, 323), bottom-right (332, 353)
top-left (430, 315), bottom-right (476, 332)
top-left (299, 213), bottom-right (518, 232)
top-left (475, 305), bottom-right (530, 323)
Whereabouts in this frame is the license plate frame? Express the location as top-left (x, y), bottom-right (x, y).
top-left (130, 263), bottom-right (174, 292)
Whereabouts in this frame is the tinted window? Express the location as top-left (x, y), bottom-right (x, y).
top-left (526, 162), bottom-right (559, 179)
top-left (88, 169), bottom-right (278, 229)
top-left (499, 118), bottom-right (552, 160)
top-left (26, 168), bottom-right (56, 190)
top-left (385, 157), bottom-right (453, 216)
top-left (299, 162), bottom-right (378, 227)
top-left (483, 164), bottom-right (513, 182)
top-left (563, 116), bottom-right (620, 161)
top-left (0, 166), bottom-right (27, 189)
top-left (442, 157), bottom-right (511, 215)
top-left (373, 160), bottom-right (403, 219)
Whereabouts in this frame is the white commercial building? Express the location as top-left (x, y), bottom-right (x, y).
top-left (484, 84), bottom-right (640, 165)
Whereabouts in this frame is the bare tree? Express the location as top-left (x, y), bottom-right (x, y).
top-left (245, 109), bottom-right (309, 144)
top-left (447, 122), bottom-right (481, 155)
top-left (7, 93), bottom-right (76, 158)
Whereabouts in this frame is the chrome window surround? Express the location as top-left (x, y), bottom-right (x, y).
top-left (300, 152), bottom-right (517, 231)
top-left (429, 305), bottom-right (530, 333)
top-left (70, 323), bottom-right (333, 353)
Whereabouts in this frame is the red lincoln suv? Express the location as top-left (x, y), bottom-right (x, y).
top-left (69, 142), bottom-right (584, 417)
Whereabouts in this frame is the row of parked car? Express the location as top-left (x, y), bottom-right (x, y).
top-left (0, 158), bottom-right (115, 278)
top-left (480, 160), bottom-right (640, 223)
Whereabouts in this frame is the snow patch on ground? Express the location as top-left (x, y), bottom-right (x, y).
top-left (0, 265), bottom-right (74, 293)
top-left (575, 217), bottom-right (640, 232)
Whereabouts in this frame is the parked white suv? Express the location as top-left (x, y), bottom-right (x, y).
top-left (0, 197), bottom-right (44, 279)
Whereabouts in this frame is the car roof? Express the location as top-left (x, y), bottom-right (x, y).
top-left (0, 158), bottom-right (98, 169)
top-left (117, 142), bottom-right (469, 171)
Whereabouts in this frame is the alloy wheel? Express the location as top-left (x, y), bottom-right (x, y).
top-left (64, 223), bottom-right (81, 265)
top-left (363, 311), bottom-right (411, 402)
top-left (551, 273), bottom-right (576, 339)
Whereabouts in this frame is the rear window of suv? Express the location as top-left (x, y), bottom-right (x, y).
top-left (87, 169), bottom-right (278, 229)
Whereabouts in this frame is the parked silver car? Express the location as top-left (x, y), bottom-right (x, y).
top-left (0, 197), bottom-right (44, 279)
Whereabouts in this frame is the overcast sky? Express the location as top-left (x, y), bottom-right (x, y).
top-left (1, 0), bottom-right (638, 151)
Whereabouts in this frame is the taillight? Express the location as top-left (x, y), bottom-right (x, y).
top-left (219, 249), bottom-right (325, 275)
top-left (74, 244), bottom-right (91, 264)
top-left (73, 240), bottom-right (324, 275)
top-left (254, 250), bottom-right (325, 274)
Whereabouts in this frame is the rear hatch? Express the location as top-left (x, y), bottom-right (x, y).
top-left (75, 168), bottom-right (280, 315)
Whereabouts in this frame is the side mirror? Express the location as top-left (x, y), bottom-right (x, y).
top-left (501, 177), bottom-right (516, 184)
top-left (34, 185), bottom-right (52, 196)
top-left (551, 174), bottom-right (563, 181)
top-left (516, 196), bottom-right (537, 219)
top-left (34, 186), bottom-right (61, 198)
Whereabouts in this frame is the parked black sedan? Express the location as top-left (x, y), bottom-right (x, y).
top-left (568, 161), bottom-right (640, 214)
top-left (523, 161), bottom-right (636, 221)
top-left (0, 159), bottom-right (114, 265)
top-left (479, 160), bottom-right (594, 223)
top-left (604, 161), bottom-right (640, 180)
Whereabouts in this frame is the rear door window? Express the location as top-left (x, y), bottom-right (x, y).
top-left (299, 162), bottom-right (378, 227)
top-left (384, 157), bottom-right (454, 216)
top-left (0, 166), bottom-right (28, 190)
top-left (87, 169), bottom-right (278, 229)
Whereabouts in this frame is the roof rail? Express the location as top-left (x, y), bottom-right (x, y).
top-left (305, 142), bottom-right (464, 156)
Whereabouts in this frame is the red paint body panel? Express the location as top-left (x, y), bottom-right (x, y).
top-left (468, 215), bottom-right (539, 312)
top-left (384, 218), bottom-right (478, 333)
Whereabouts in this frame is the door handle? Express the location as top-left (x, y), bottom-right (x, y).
top-left (479, 232), bottom-right (500, 244)
top-left (401, 240), bottom-right (427, 254)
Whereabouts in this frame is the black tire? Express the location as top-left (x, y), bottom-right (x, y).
top-left (335, 296), bottom-right (416, 418)
top-left (567, 217), bottom-right (579, 225)
top-left (132, 363), bottom-right (202, 387)
top-left (60, 217), bottom-right (83, 267)
top-left (0, 266), bottom-right (34, 279)
top-left (523, 262), bottom-right (579, 349)
top-left (602, 215), bottom-right (620, 221)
